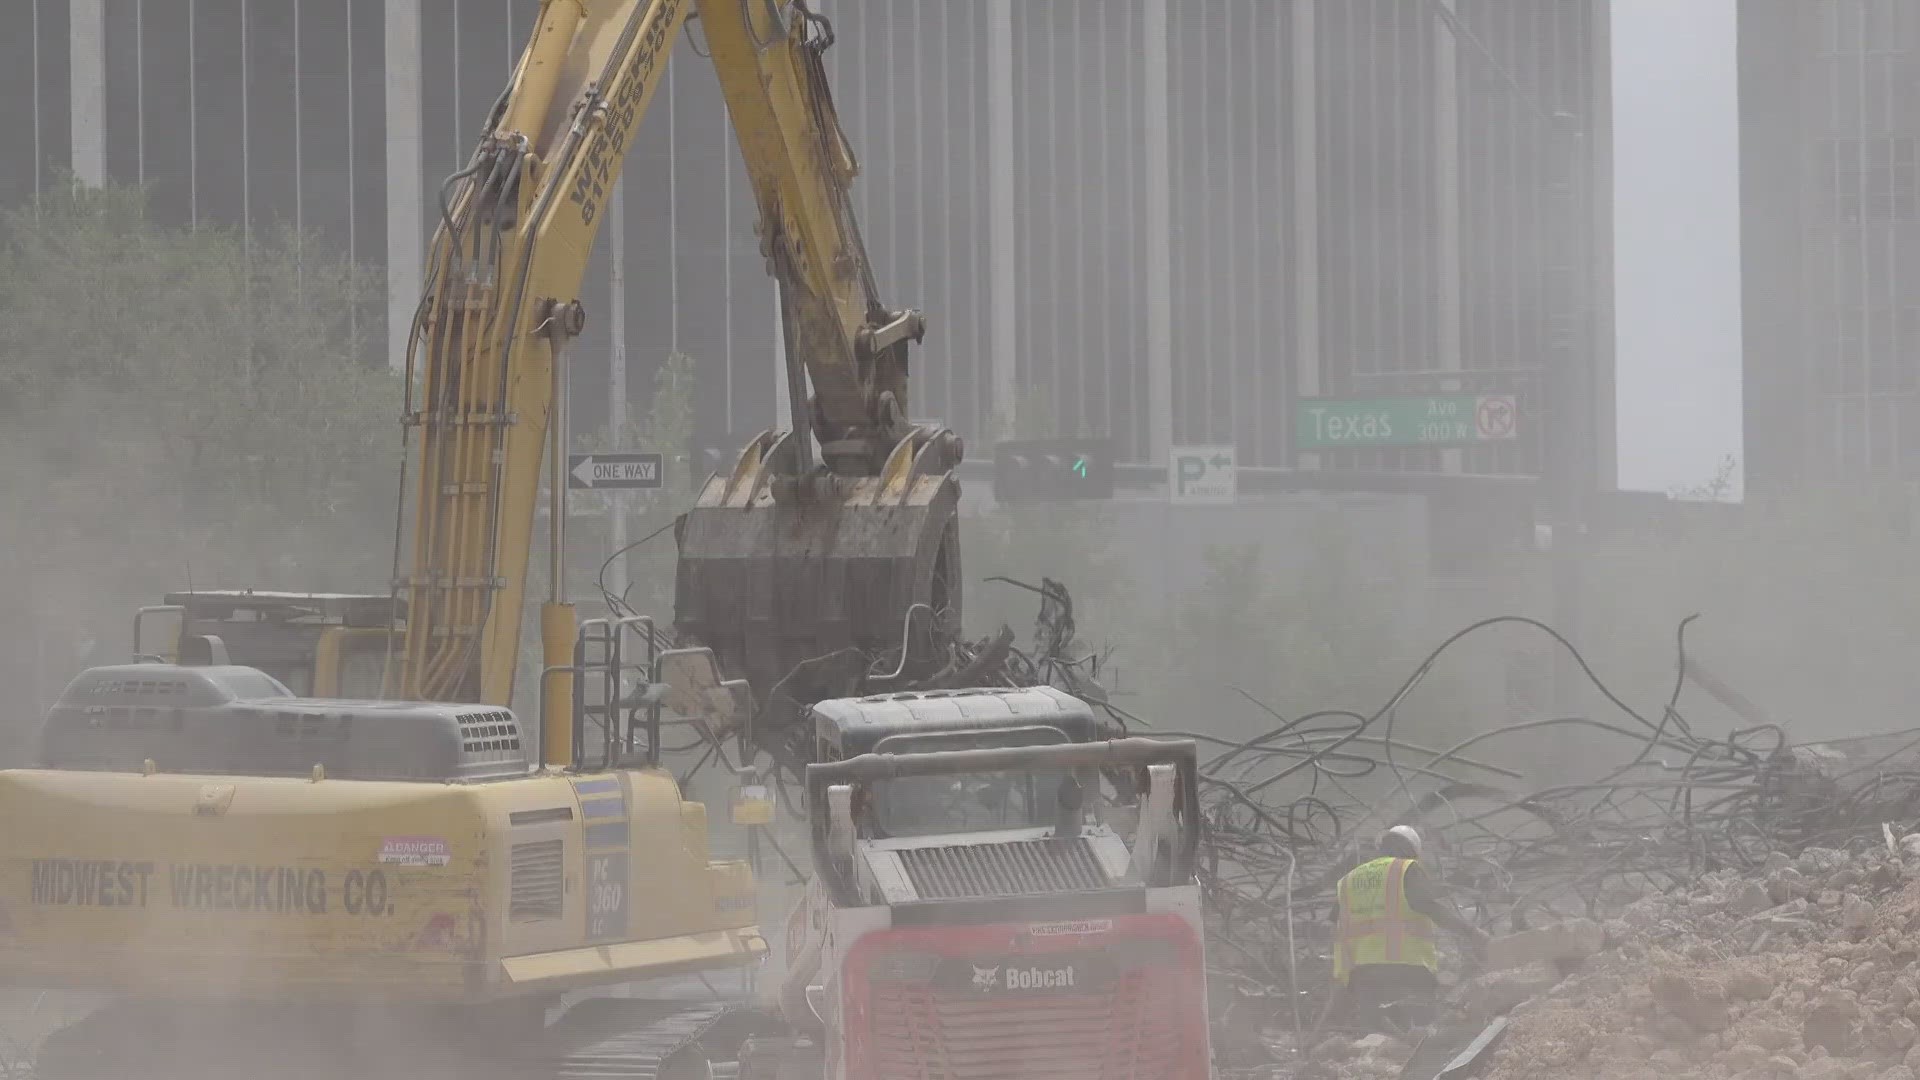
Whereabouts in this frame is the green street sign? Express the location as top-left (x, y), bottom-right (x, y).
top-left (1294, 394), bottom-right (1518, 450)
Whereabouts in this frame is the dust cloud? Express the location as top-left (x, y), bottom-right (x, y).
top-left (0, 3), bottom-right (1911, 1078)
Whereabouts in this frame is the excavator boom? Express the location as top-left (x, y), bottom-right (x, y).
top-left (398, 0), bottom-right (695, 755)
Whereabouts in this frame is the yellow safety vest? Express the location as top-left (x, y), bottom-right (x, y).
top-left (1333, 856), bottom-right (1437, 986)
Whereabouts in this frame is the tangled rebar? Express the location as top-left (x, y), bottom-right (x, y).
top-left (630, 562), bottom-right (1909, 1048)
top-left (1150, 612), bottom-right (1920, 1041)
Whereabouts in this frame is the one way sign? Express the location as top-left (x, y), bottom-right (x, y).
top-left (567, 452), bottom-right (664, 491)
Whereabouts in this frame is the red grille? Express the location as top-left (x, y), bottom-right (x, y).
top-left (867, 973), bottom-right (1185, 1079)
top-left (842, 915), bottom-right (1208, 1080)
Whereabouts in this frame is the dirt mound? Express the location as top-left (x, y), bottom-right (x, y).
top-left (1484, 844), bottom-right (1920, 1080)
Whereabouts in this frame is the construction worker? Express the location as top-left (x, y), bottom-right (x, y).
top-left (1316, 825), bottom-right (1489, 1033)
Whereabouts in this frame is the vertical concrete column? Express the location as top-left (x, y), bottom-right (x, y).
top-left (31, 0), bottom-right (43, 200)
top-left (1291, 0), bottom-right (1321, 467)
top-left (385, 0), bottom-right (423, 373)
top-left (988, 0), bottom-right (1018, 435)
top-left (69, 0), bottom-right (106, 189)
top-left (1587, 0), bottom-right (1617, 491)
top-left (1144, 0), bottom-right (1173, 464)
top-left (1435, 0), bottom-right (1464, 474)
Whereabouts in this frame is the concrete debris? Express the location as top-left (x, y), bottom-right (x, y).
top-left (1484, 918), bottom-right (1606, 972)
top-left (1477, 843), bottom-right (1920, 1080)
top-left (1768, 866), bottom-right (1809, 904)
top-left (1310, 1035), bottom-right (1359, 1062)
top-left (1724, 968), bottom-right (1772, 1003)
top-left (1728, 879), bottom-right (1774, 916)
top-left (1236, 834), bottom-right (1920, 1080)
top-left (1199, 621), bottom-right (1920, 1080)
top-left (1649, 971), bottom-right (1732, 1032)
top-left (1845, 893), bottom-right (1878, 930)
top-left (1469, 961), bottom-right (1564, 1021)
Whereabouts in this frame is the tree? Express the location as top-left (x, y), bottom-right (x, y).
top-left (0, 184), bottom-right (394, 730)
top-left (1671, 455), bottom-right (1740, 503)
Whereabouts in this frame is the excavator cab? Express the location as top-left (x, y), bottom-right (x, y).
top-left (134, 591), bottom-right (398, 698)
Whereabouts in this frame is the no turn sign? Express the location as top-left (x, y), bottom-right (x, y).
top-left (1475, 395), bottom-right (1518, 441)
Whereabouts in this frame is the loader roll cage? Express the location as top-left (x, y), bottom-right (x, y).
top-left (805, 737), bottom-right (1203, 896)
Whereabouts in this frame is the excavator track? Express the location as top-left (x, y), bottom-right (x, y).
top-left (32, 997), bottom-right (780, 1080)
top-left (535, 997), bottom-right (776, 1080)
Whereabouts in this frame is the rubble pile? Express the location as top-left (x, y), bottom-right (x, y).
top-left (1252, 840), bottom-right (1920, 1080)
top-left (1483, 842), bottom-right (1920, 1080)
top-left (1189, 616), bottom-right (1920, 1079)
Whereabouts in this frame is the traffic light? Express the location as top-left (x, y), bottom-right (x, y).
top-left (992, 437), bottom-right (1114, 504)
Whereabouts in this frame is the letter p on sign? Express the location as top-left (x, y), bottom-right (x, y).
top-left (1169, 445), bottom-right (1236, 505)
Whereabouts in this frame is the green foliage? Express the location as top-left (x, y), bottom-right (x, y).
top-left (0, 184), bottom-right (393, 716)
top-left (1671, 455), bottom-right (1740, 503)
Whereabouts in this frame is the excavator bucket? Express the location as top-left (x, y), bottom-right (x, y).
top-left (673, 430), bottom-right (963, 762)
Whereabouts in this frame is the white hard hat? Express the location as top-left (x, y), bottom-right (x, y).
top-left (1385, 825), bottom-right (1423, 859)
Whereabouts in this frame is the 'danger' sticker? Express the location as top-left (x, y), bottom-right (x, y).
top-left (377, 836), bottom-right (451, 867)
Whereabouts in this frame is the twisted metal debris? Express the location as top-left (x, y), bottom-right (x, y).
top-left (1151, 613), bottom-right (1920, 1042)
top-left (634, 566), bottom-right (1913, 1048)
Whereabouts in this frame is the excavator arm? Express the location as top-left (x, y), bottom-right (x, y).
top-left (702, 0), bottom-right (927, 475)
top-left (674, 1), bottom-right (965, 764)
top-left (398, 0), bottom-right (964, 765)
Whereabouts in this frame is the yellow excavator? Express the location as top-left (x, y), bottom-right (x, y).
top-left (0, 0), bottom-right (968, 1076)
top-left (131, 0), bottom-right (960, 756)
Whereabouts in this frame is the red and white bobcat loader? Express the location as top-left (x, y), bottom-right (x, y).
top-left (750, 687), bottom-right (1210, 1080)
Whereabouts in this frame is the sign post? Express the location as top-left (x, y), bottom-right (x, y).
top-left (567, 452), bottom-right (665, 491)
top-left (1169, 445), bottom-right (1236, 505)
top-left (1293, 395), bottom-right (1519, 451)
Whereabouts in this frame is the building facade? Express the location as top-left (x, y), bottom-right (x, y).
top-left (1741, 0), bottom-right (1920, 493)
top-left (3, 0), bottom-right (1612, 486)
